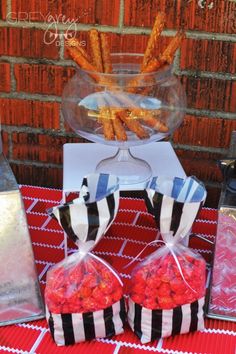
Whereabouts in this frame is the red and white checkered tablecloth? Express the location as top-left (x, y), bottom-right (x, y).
top-left (0, 185), bottom-right (235, 354)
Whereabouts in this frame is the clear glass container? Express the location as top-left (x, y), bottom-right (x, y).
top-left (61, 53), bottom-right (186, 185)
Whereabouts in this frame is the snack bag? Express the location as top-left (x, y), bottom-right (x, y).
top-left (128, 176), bottom-right (207, 343)
top-left (45, 173), bottom-right (126, 346)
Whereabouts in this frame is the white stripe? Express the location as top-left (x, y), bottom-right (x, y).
top-left (197, 297), bottom-right (205, 331)
top-left (72, 313), bottom-right (86, 343)
top-left (96, 197), bottom-right (111, 241)
top-left (162, 309), bottom-right (173, 338)
top-left (52, 313), bottom-right (65, 346)
top-left (93, 309), bottom-right (106, 338)
top-left (140, 306), bottom-right (152, 344)
top-left (185, 179), bottom-right (199, 202)
top-left (175, 202), bottom-right (201, 241)
top-left (160, 196), bottom-right (174, 234)
top-left (180, 303), bottom-right (191, 334)
top-left (112, 190), bottom-right (120, 225)
top-left (147, 189), bottom-right (155, 207)
top-left (127, 298), bottom-right (135, 331)
top-left (112, 300), bottom-right (125, 335)
top-left (69, 203), bottom-right (88, 243)
top-left (87, 173), bottom-right (100, 201)
top-left (177, 178), bottom-right (191, 201)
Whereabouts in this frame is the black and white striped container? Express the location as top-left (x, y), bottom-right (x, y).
top-left (128, 297), bottom-right (205, 344)
top-left (144, 176), bottom-right (207, 243)
top-left (49, 173), bottom-right (120, 246)
top-left (45, 173), bottom-right (126, 345)
top-left (46, 298), bottom-right (126, 346)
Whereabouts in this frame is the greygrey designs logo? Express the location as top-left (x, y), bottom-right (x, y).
top-left (6, 9), bottom-right (91, 46)
top-left (43, 14), bottom-right (78, 45)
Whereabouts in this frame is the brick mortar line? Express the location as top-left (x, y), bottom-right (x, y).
top-left (0, 20), bottom-right (236, 42)
top-left (2, 119), bottom-right (228, 156)
top-left (0, 91), bottom-right (62, 102)
top-left (173, 48), bottom-right (181, 74)
top-left (9, 62), bottom-right (16, 91)
top-left (118, 0), bottom-right (124, 29)
top-left (6, 0), bottom-right (11, 15)
top-left (10, 158), bottom-right (63, 168)
top-left (59, 30), bottom-right (65, 60)
top-left (0, 90), bottom-right (235, 120)
top-left (204, 181), bottom-right (221, 189)
top-left (173, 143), bottom-right (227, 155)
top-left (185, 108), bottom-right (236, 119)
top-left (1, 55), bottom-right (235, 80)
top-left (177, 69), bottom-right (236, 81)
top-left (0, 124), bottom-right (79, 138)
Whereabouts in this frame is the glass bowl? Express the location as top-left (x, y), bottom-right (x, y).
top-left (61, 53), bottom-right (186, 185)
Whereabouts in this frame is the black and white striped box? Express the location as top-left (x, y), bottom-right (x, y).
top-left (46, 297), bottom-right (126, 346)
top-left (128, 297), bottom-right (205, 344)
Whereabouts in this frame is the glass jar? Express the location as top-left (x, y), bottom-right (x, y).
top-left (61, 53), bottom-right (186, 185)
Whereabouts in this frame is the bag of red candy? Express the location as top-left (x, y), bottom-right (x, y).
top-left (45, 173), bottom-right (126, 346)
top-left (128, 176), bottom-right (207, 343)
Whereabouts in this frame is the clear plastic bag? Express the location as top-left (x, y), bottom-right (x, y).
top-left (128, 176), bottom-right (207, 343)
top-left (45, 173), bottom-right (126, 346)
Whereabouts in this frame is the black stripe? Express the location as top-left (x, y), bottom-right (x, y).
top-left (152, 192), bottom-right (163, 230)
top-left (171, 305), bottom-right (183, 336)
top-left (170, 201), bottom-right (184, 236)
top-left (86, 201), bottom-right (100, 242)
top-left (48, 312), bottom-right (55, 342)
top-left (189, 300), bottom-right (199, 332)
top-left (143, 190), bottom-right (154, 215)
top-left (104, 305), bottom-right (115, 337)
top-left (151, 308), bottom-right (162, 341)
top-left (106, 193), bottom-right (115, 225)
top-left (83, 312), bottom-right (96, 340)
top-left (133, 303), bottom-right (142, 339)
top-left (61, 313), bottom-right (75, 345)
top-left (81, 177), bottom-right (89, 201)
top-left (59, 206), bottom-right (78, 243)
top-left (119, 297), bottom-right (126, 325)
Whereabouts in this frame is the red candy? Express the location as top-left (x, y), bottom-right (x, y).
top-left (45, 256), bottom-right (123, 314)
top-left (130, 251), bottom-right (206, 310)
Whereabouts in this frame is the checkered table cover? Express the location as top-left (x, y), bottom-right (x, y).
top-left (0, 185), bottom-right (235, 354)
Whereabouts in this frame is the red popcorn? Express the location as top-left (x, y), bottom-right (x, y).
top-left (45, 254), bottom-right (123, 314)
top-left (129, 249), bottom-right (206, 310)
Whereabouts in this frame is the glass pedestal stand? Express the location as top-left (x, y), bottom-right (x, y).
top-left (96, 147), bottom-right (152, 185)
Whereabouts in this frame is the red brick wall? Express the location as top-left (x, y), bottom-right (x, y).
top-left (0, 0), bottom-right (235, 206)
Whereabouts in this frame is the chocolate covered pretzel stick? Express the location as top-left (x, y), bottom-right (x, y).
top-left (142, 12), bottom-right (166, 70)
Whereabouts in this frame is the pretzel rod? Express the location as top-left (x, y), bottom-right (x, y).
top-left (129, 108), bottom-right (168, 133)
top-left (143, 31), bottom-right (185, 73)
top-left (159, 30), bottom-right (185, 64)
top-left (66, 45), bottom-right (99, 81)
top-left (100, 33), bottom-right (113, 74)
top-left (140, 115), bottom-right (168, 132)
top-left (141, 12), bottom-right (166, 70)
top-left (89, 29), bottom-right (104, 72)
top-left (66, 38), bottom-right (91, 62)
top-left (130, 108), bottom-right (161, 118)
top-left (111, 113), bottom-right (127, 141)
top-left (118, 110), bottom-right (149, 139)
top-left (98, 107), bottom-right (115, 140)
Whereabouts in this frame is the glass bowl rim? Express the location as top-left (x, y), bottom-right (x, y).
top-left (74, 52), bottom-right (173, 79)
